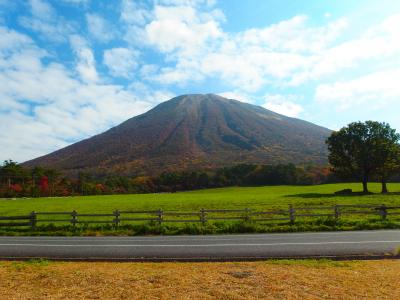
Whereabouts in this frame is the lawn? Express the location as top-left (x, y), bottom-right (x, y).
top-left (1, 183), bottom-right (400, 215)
top-left (1, 183), bottom-right (400, 235)
top-left (0, 259), bottom-right (399, 299)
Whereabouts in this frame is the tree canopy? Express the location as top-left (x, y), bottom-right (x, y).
top-left (326, 121), bottom-right (400, 193)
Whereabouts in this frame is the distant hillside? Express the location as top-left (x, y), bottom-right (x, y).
top-left (24, 94), bottom-right (332, 175)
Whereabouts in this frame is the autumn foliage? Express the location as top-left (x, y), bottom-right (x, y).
top-left (0, 160), bottom-right (339, 197)
top-left (39, 176), bottom-right (49, 194)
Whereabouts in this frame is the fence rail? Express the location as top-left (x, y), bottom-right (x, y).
top-left (0, 204), bottom-right (399, 229)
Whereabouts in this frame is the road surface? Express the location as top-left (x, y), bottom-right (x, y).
top-left (0, 230), bottom-right (399, 261)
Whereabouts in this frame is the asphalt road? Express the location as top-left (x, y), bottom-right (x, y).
top-left (0, 230), bottom-right (399, 261)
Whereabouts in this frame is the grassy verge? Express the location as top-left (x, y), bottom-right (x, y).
top-left (1, 259), bottom-right (399, 299)
top-left (1, 218), bottom-right (400, 236)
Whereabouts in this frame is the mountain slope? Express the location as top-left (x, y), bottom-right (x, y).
top-left (24, 94), bottom-right (331, 175)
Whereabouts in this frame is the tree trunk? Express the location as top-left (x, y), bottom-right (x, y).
top-left (362, 177), bottom-right (369, 194)
top-left (381, 180), bottom-right (388, 194)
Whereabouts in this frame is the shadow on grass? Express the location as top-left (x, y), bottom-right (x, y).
top-left (285, 192), bottom-right (400, 199)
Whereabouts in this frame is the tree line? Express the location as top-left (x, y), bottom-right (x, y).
top-left (0, 161), bottom-right (334, 197)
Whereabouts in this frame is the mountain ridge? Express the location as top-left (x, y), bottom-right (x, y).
top-left (24, 94), bottom-right (331, 176)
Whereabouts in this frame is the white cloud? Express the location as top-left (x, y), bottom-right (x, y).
top-left (217, 91), bottom-right (252, 103)
top-left (236, 15), bottom-right (347, 54)
top-left (121, 1), bottom-right (224, 56)
top-left (19, 0), bottom-right (76, 43)
top-left (29, 0), bottom-right (54, 20)
top-left (315, 69), bottom-right (400, 110)
top-left (69, 34), bottom-right (98, 82)
top-left (103, 47), bottom-right (139, 78)
top-left (0, 26), bottom-right (36, 52)
top-left (120, 2), bottom-right (225, 85)
top-left (151, 59), bottom-right (204, 85)
top-left (128, 6), bottom-right (349, 91)
top-left (0, 26), bottom-right (166, 162)
top-left (125, 3), bottom-right (400, 98)
top-left (86, 13), bottom-right (116, 42)
top-left (196, 16), bottom-right (346, 91)
top-left (144, 5), bottom-right (223, 55)
top-left (311, 14), bottom-right (400, 79)
top-left (120, 0), bottom-right (151, 25)
top-left (263, 94), bottom-right (304, 117)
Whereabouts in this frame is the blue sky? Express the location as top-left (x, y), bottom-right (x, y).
top-left (1, 0), bottom-right (400, 162)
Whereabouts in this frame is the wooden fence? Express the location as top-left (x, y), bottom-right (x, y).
top-left (1, 204), bottom-right (400, 230)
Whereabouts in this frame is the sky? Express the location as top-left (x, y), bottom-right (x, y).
top-left (1, 0), bottom-right (400, 163)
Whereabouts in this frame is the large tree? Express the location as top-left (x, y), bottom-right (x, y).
top-left (326, 121), bottom-right (400, 193)
top-left (368, 122), bottom-right (400, 193)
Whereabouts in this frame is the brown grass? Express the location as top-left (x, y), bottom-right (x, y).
top-left (0, 259), bottom-right (399, 299)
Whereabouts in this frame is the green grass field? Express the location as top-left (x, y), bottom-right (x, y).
top-left (1, 183), bottom-right (400, 235)
top-left (1, 183), bottom-right (400, 215)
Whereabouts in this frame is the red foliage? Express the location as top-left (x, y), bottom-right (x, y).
top-left (39, 176), bottom-right (49, 193)
top-left (10, 184), bottom-right (23, 193)
top-left (61, 189), bottom-right (70, 196)
top-left (95, 183), bottom-right (105, 191)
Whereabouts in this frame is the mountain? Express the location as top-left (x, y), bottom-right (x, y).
top-left (24, 94), bottom-right (332, 176)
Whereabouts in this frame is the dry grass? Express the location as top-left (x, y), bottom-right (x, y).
top-left (0, 259), bottom-right (399, 299)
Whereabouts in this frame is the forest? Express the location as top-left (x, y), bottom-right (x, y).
top-left (0, 160), bottom-right (336, 197)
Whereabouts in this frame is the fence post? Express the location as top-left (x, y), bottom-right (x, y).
top-left (244, 208), bottom-right (251, 222)
top-left (379, 204), bottom-right (387, 221)
top-left (334, 205), bottom-right (340, 220)
top-left (114, 209), bottom-right (120, 228)
top-left (158, 209), bottom-right (163, 225)
top-left (30, 211), bottom-right (37, 230)
top-left (200, 208), bottom-right (206, 225)
top-left (71, 210), bottom-right (77, 227)
top-left (289, 205), bottom-right (295, 225)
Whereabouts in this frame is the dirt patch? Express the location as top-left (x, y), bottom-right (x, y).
top-left (0, 259), bottom-right (399, 299)
top-left (227, 271), bottom-right (254, 279)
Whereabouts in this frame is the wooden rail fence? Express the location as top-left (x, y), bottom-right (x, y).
top-left (1, 204), bottom-right (400, 229)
